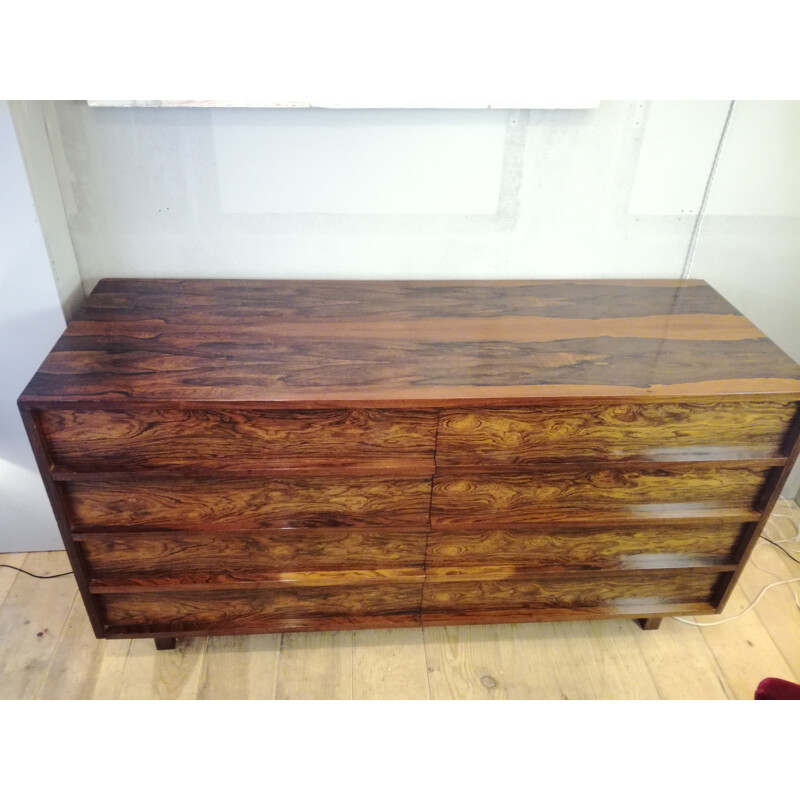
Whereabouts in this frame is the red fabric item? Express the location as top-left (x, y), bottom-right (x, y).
top-left (754, 677), bottom-right (800, 700)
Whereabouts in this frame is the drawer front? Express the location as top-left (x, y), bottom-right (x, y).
top-left (99, 584), bottom-right (423, 632)
top-left (65, 476), bottom-right (432, 530)
top-left (40, 408), bottom-right (437, 472)
top-left (81, 529), bottom-right (428, 579)
top-left (437, 400), bottom-right (798, 466)
top-left (426, 521), bottom-right (747, 572)
top-left (432, 465), bottom-right (772, 527)
top-left (422, 571), bottom-right (724, 614)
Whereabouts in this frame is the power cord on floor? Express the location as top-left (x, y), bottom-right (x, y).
top-left (673, 516), bottom-right (800, 627)
top-left (0, 563), bottom-right (73, 579)
top-left (761, 535), bottom-right (800, 565)
top-left (763, 513), bottom-right (800, 552)
top-left (673, 576), bottom-right (800, 627)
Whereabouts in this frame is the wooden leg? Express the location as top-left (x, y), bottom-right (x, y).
top-left (154, 637), bottom-right (177, 650)
top-left (637, 618), bottom-right (662, 631)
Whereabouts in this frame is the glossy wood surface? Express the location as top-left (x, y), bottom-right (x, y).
top-left (431, 465), bottom-right (773, 527)
top-left (64, 476), bottom-right (433, 530)
top-left (89, 568), bottom-right (426, 593)
top-left (437, 400), bottom-right (798, 466)
top-left (18, 278), bottom-right (800, 644)
top-left (425, 521), bottom-right (747, 573)
top-left (41, 408), bottom-right (437, 472)
top-left (421, 570), bottom-right (723, 613)
top-left (80, 529), bottom-right (427, 579)
top-left (99, 583), bottom-right (424, 632)
top-left (19, 279), bottom-right (800, 406)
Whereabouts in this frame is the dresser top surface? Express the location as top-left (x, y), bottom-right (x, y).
top-left (19, 278), bottom-right (800, 407)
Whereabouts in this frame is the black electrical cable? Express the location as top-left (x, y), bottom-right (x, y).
top-left (0, 563), bottom-right (73, 579)
top-left (760, 535), bottom-right (800, 566)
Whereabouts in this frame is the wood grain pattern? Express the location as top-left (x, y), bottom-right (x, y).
top-left (81, 529), bottom-right (428, 578)
top-left (431, 465), bottom-right (773, 527)
top-left (64, 476), bottom-right (432, 530)
top-left (17, 278), bottom-right (800, 646)
top-left (74, 279), bottom-right (740, 322)
top-left (41, 407), bottom-right (437, 473)
top-left (437, 401), bottom-right (798, 465)
top-left (425, 521), bottom-right (748, 573)
top-left (62, 315), bottom-right (765, 344)
top-left (422, 570), bottom-right (724, 614)
top-left (89, 569), bottom-right (426, 593)
top-left (19, 279), bottom-right (800, 405)
top-left (99, 583), bottom-right (424, 633)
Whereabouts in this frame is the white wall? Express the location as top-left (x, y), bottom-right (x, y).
top-left (41, 100), bottom-right (701, 291)
top-left (0, 101), bottom-right (66, 552)
top-left (5, 100), bottom-right (800, 555)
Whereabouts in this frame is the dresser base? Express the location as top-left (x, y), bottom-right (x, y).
top-left (636, 618), bottom-right (664, 631)
top-left (146, 613), bottom-right (670, 648)
top-left (120, 604), bottom-right (717, 651)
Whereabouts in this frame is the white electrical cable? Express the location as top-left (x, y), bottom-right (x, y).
top-left (747, 541), bottom-right (800, 607)
top-left (672, 519), bottom-right (800, 626)
top-left (763, 513), bottom-right (800, 546)
top-left (674, 576), bottom-right (800, 627)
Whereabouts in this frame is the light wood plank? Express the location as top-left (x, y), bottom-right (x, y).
top-left (635, 618), bottom-right (733, 699)
top-left (197, 634), bottom-right (280, 700)
top-left (0, 552), bottom-right (77, 700)
top-left (89, 639), bottom-right (133, 700)
top-left (737, 541), bottom-right (800, 677)
top-left (0, 553), bottom-right (28, 606)
top-left (423, 624), bottom-right (508, 699)
top-left (352, 627), bottom-right (430, 700)
top-left (695, 582), bottom-right (798, 700)
top-left (37, 591), bottom-right (99, 699)
top-left (275, 631), bottom-right (354, 700)
top-left (546, 619), bottom-right (662, 700)
top-left (491, 622), bottom-right (569, 699)
top-left (37, 592), bottom-right (131, 700)
top-left (117, 636), bottom-right (207, 700)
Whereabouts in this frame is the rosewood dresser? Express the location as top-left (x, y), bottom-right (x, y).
top-left (18, 279), bottom-right (800, 650)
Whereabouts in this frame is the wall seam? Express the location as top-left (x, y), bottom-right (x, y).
top-left (681, 100), bottom-right (736, 279)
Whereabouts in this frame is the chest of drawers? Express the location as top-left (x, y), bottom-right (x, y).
top-left (19, 278), bottom-right (800, 649)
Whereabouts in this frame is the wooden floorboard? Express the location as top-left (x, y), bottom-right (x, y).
top-left (196, 634), bottom-right (280, 700)
top-left (2, 500), bottom-right (800, 700)
top-left (0, 552), bottom-right (77, 700)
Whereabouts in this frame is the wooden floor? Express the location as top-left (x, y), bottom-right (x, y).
top-left (2, 499), bottom-right (800, 700)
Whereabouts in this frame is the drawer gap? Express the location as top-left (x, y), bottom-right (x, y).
top-left (50, 456), bottom-right (436, 481)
